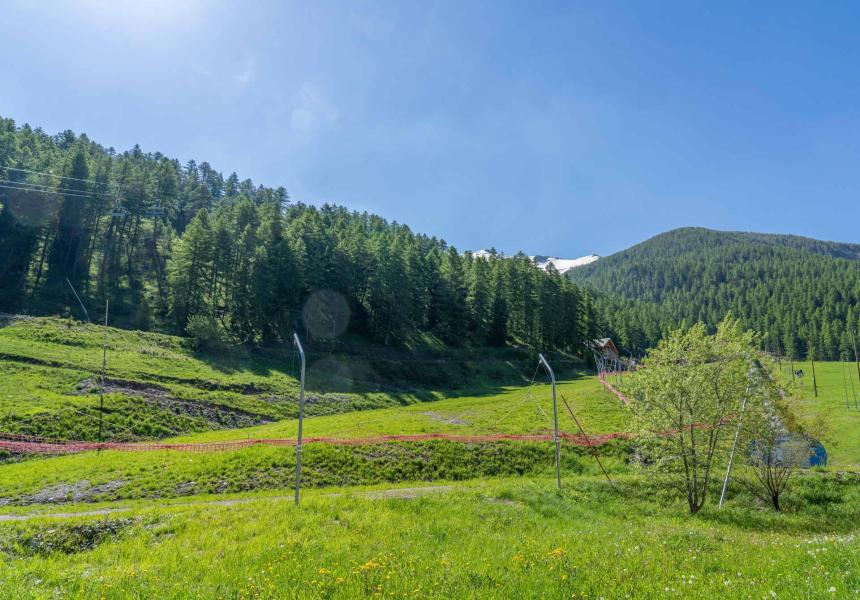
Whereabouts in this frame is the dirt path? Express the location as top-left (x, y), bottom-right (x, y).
top-left (0, 485), bottom-right (455, 522)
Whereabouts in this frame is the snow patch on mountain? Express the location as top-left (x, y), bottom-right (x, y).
top-left (531, 254), bottom-right (600, 273)
top-left (470, 250), bottom-right (599, 274)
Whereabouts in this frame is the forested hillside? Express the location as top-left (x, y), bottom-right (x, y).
top-left (0, 117), bottom-right (599, 353)
top-left (570, 227), bottom-right (860, 359)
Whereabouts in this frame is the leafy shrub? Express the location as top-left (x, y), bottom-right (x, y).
top-left (186, 315), bottom-right (225, 352)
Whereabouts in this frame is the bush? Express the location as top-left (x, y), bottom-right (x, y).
top-left (186, 315), bottom-right (225, 351)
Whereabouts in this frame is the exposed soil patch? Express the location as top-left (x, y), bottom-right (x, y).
top-left (363, 485), bottom-right (454, 500)
top-left (423, 411), bottom-right (469, 425)
top-left (76, 377), bottom-right (171, 397)
top-left (20, 480), bottom-right (127, 505)
top-left (174, 482), bottom-right (197, 496)
top-left (75, 377), bottom-right (273, 428)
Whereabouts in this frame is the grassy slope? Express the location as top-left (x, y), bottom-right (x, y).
top-left (0, 316), bottom-right (559, 441)
top-left (0, 377), bottom-right (631, 503)
top-left (164, 376), bottom-right (626, 442)
top-left (775, 360), bottom-right (860, 469)
top-left (0, 316), bottom-right (632, 504)
top-left (1, 475), bottom-right (858, 599)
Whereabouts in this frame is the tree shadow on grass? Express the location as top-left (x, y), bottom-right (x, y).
top-left (697, 499), bottom-right (860, 536)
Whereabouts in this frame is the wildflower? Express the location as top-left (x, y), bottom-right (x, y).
top-left (319, 568), bottom-right (331, 575)
top-left (828, 587), bottom-right (836, 593)
top-left (549, 547), bottom-right (566, 558)
top-left (513, 553), bottom-right (525, 563)
top-left (359, 559), bottom-right (381, 572)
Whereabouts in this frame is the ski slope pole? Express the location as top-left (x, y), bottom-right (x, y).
top-left (99, 299), bottom-right (108, 445)
top-left (719, 370), bottom-right (753, 509)
top-left (293, 333), bottom-right (306, 506)
top-left (853, 331), bottom-right (860, 392)
top-left (538, 353), bottom-right (561, 490)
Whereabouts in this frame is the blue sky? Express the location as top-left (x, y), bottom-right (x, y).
top-left (1, 1), bottom-right (859, 257)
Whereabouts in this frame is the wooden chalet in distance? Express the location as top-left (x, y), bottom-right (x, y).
top-left (592, 337), bottom-right (620, 360)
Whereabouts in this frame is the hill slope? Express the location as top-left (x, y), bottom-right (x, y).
top-left (0, 316), bottom-right (579, 444)
top-left (0, 116), bottom-right (597, 355)
top-left (570, 227), bottom-right (860, 358)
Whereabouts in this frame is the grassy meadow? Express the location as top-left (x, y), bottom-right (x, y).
top-left (1, 475), bottom-right (858, 599)
top-left (0, 316), bottom-right (570, 441)
top-left (0, 316), bottom-right (630, 504)
top-left (0, 375), bottom-right (631, 504)
top-left (2, 316), bottom-right (860, 599)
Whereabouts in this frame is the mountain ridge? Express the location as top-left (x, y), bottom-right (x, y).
top-left (588, 227), bottom-right (860, 264)
top-left (569, 226), bottom-right (860, 359)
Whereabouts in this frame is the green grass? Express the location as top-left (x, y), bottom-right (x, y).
top-left (165, 376), bottom-right (628, 443)
top-left (775, 360), bottom-right (860, 469)
top-left (0, 368), bottom-right (632, 504)
top-left (0, 475), bottom-right (857, 599)
top-left (0, 315), bottom-right (634, 507)
top-left (0, 440), bottom-right (630, 504)
top-left (0, 316), bottom-right (582, 441)
top-left (1, 317), bottom-right (858, 597)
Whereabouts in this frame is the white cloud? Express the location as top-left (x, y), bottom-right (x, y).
top-left (290, 82), bottom-right (339, 132)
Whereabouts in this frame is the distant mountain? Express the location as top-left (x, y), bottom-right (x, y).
top-left (472, 250), bottom-right (599, 274)
top-left (569, 227), bottom-right (860, 359)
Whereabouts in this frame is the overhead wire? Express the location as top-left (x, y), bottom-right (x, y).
top-left (0, 181), bottom-right (106, 201)
top-left (0, 177), bottom-right (109, 197)
top-left (2, 166), bottom-right (113, 188)
top-left (1, 166), bottom-right (143, 196)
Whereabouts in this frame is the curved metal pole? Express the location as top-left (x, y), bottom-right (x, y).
top-left (293, 333), bottom-right (306, 506)
top-left (538, 353), bottom-right (561, 490)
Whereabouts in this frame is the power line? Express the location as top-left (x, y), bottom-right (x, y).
top-left (2, 166), bottom-right (112, 188)
top-left (0, 183), bottom-right (166, 219)
top-left (1, 166), bottom-right (149, 198)
top-left (0, 180), bottom-right (107, 201)
top-left (0, 177), bottom-right (108, 195)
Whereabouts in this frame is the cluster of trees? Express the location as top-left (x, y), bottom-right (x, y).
top-left (629, 317), bottom-right (810, 513)
top-left (571, 227), bottom-right (860, 360)
top-left (0, 117), bottom-right (600, 352)
top-left (166, 200), bottom-right (599, 350)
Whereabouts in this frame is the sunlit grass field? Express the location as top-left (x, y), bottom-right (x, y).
top-left (1, 475), bottom-right (858, 599)
top-left (166, 376), bottom-right (629, 443)
top-left (0, 316), bottom-right (858, 599)
top-left (776, 360), bottom-right (860, 469)
top-left (0, 316), bottom-right (633, 505)
top-left (0, 375), bottom-right (631, 504)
